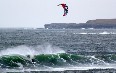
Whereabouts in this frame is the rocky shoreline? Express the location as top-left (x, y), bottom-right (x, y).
top-left (44, 19), bottom-right (116, 29)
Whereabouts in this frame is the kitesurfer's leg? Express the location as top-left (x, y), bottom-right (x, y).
top-left (63, 9), bottom-right (66, 16)
top-left (63, 9), bottom-right (68, 16)
top-left (65, 9), bottom-right (68, 15)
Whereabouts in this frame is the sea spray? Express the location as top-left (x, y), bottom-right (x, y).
top-left (35, 43), bottom-right (65, 54)
top-left (0, 44), bottom-right (65, 56)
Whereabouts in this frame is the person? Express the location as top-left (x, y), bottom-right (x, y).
top-left (27, 55), bottom-right (35, 63)
top-left (57, 3), bottom-right (68, 16)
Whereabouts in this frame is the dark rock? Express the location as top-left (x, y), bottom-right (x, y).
top-left (44, 19), bottom-right (116, 29)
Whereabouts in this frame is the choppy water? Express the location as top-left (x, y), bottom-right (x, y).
top-left (0, 28), bottom-right (116, 72)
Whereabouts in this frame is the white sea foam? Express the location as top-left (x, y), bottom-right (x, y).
top-left (99, 31), bottom-right (110, 34)
top-left (79, 33), bottom-right (88, 34)
top-left (0, 44), bottom-right (65, 56)
top-left (99, 31), bottom-right (116, 34)
top-left (74, 31), bottom-right (116, 35)
top-left (3, 66), bottom-right (116, 72)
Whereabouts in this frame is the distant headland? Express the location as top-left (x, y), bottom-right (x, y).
top-left (44, 19), bottom-right (116, 29)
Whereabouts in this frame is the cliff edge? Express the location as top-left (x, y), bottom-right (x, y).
top-left (44, 19), bottom-right (116, 29)
top-left (87, 19), bottom-right (116, 24)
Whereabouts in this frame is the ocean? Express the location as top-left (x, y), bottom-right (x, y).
top-left (0, 28), bottom-right (116, 73)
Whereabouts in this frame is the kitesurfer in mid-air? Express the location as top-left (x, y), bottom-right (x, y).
top-left (57, 3), bottom-right (68, 16)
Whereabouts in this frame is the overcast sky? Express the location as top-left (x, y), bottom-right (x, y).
top-left (0, 0), bottom-right (116, 28)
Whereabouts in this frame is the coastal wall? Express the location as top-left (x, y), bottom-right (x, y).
top-left (44, 19), bottom-right (116, 29)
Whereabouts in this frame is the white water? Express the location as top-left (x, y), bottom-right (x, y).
top-left (0, 44), bottom-right (65, 56)
top-left (73, 31), bottom-right (116, 34)
top-left (2, 66), bottom-right (116, 72)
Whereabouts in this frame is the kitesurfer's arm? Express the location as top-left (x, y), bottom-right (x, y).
top-left (57, 4), bottom-right (61, 6)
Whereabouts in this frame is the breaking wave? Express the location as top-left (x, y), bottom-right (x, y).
top-left (0, 45), bottom-right (116, 68)
top-left (0, 53), bottom-right (116, 68)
